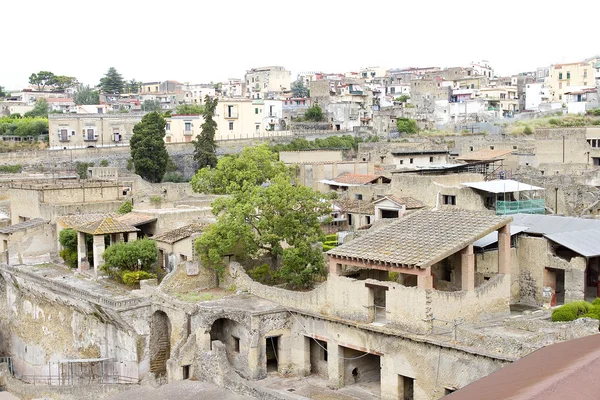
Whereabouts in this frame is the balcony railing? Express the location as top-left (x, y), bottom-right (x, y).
top-left (183, 130), bottom-right (193, 136)
top-left (496, 199), bottom-right (545, 215)
top-left (83, 137), bottom-right (97, 142)
top-left (224, 113), bottom-right (238, 119)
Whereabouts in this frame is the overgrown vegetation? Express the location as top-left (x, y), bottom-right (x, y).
top-left (192, 145), bottom-right (331, 289)
top-left (58, 229), bottom-right (93, 268)
top-left (116, 200), bottom-right (133, 214)
top-left (321, 234), bottom-right (338, 251)
top-left (100, 159), bottom-right (109, 167)
top-left (101, 239), bottom-right (158, 286)
top-left (176, 104), bottom-right (205, 114)
top-left (509, 114), bottom-right (600, 135)
top-left (396, 118), bottom-right (418, 134)
top-left (270, 135), bottom-right (378, 153)
top-left (551, 299), bottom-right (600, 322)
top-left (0, 116), bottom-right (48, 137)
top-left (75, 162), bottom-right (93, 179)
top-left (0, 164), bottom-right (22, 173)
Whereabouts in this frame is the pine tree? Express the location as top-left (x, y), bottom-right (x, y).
top-left (130, 112), bottom-right (169, 183)
top-left (99, 67), bottom-right (125, 94)
top-left (193, 95), bottom-right (218, 169)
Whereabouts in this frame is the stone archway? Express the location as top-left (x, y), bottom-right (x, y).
top-left (149, 310), bottom-right (171, 376)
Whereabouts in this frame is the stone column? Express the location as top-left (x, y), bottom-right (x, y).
top-left (332, 163), bottom-right (338, 178)
top-left (327, 342), bottom-right (345, 389)
top-left (417, 267), bottom-right (433, 289)
top-left (247, 317), bottom-right (262, 380)
top-left (380, 356), bottom-right (399, 400)
top-left (129, 231), bottom-right (138, 241)
top-left (92, 234), bottom-right (106, 276)
top-left (498, 224), bottom-right (510, 274)
top-left (290, 335), bottom-right (310, 377)
top-left (115, 233), bottom-right (124, 243)
top-left (461, 245), bottom-right (475, 291)
top-left (77, 231), bottom-right (88, 271)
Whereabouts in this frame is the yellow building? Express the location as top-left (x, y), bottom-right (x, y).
top-left (548, 61), bottom-right (596, 103)
top-left (478, 87), bottom-right (519, 116)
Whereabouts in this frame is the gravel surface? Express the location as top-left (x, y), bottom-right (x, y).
top-left (105, 380), bottom-right (255, 400)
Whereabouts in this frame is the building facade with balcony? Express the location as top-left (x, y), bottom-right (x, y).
top-left (548, 61), bottom-right (596, 103)
top-left (244, 66), bottom-right (291, 100)
top-left (48, 113), bottom-right (144, 150)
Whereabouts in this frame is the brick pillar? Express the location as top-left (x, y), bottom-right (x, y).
top-left (417, 267), bottom-right (433, 289)
top-left (77, 231), bottom-right (88, 271)
top-left (461, 245), bottom-right (475, 291)
top-left (498, 224), bottom-right (510, 274)
top-left (329, 258), bottom-right (343, 276)
top-left (327, 342), bottom-right (345, 389)
top-left (92, 234), bottom-right (105, 276)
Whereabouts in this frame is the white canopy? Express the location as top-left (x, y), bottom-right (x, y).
top-left (462, 179), bottom-right (544, 194)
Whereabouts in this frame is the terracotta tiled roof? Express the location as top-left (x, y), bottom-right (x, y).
top-left (152, 223), bottom-right (204, 244)
top-left (0, 218), bottom-right (48, 234)
top-left (330, 174), bottom-right (390, 185)
top-left (376, 195), bottom-right (425, 209)
top-left (335, 199), bottom-right (375, 214)
top-left (115, 212), bottom-right (157, 226)
top-left (456, 148), bottom-right (513, 162)
top-left (57, 213), bottom-right (117, 229)
top-left (76, 217), bottom-right (138, 235)
top-left (328, 209), bottom-right (511, 268)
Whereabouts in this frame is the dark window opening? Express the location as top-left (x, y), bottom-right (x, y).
top-left (381, 209), bottom-right (399, 219)
top-left (233, 336), bottom-right (240, 353)
top-left (442, 195), bottom-right (456, 205)
top-left (266, 336), bottom-right (279, 373)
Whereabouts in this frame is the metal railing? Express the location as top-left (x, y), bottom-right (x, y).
top-left (0, 357), bottom-right (14, 375)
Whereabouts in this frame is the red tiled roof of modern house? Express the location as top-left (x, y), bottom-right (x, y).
top-left (331, 174), bottom-right (390, 185)
top-left (328, 209), bottom-right (511, 268)
top-left (152, 223), bottom-right (204, 244)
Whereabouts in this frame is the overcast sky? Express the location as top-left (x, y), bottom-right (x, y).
top-left (3, 0), bottom-right (597, 90)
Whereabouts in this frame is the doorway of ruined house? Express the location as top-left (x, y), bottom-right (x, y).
top-left (342, 347), bottom-right (381, 396)
top-left (2, 240), bottom-right (8, 265)
top-left (182, 365), bottom-right (190, 380)
top-left (398, 374), bottom-right (414, 400)
top-left (266, 336), bottom-right (279, 373)
top-left (149, 311), bottom-right (171, 378)
top-left (309, 338), bottom-right (328, 377)
top-left (366, 283), bottom-right (388, 324)
top-left (158, 249), bottom-right (165, 270)
top-left (586, 258), bottom-right (600, 301)
top-left (544, 268), bottom-right (565, 306)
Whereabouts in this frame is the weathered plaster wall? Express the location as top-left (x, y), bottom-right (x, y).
top-left (0, 222), bottom-right (56, 265)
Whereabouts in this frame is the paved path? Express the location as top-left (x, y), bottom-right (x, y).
top-left (105, 380), bottom-right (254, 400)
top-left (0, 392), bottom-right (20, 400)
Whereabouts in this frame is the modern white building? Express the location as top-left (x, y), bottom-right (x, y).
top-left (182, 83), bottom-right (215, 104)
top-left (525, 83), bottom-right (551, 111)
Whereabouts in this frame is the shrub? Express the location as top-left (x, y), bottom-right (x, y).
top-left (248, 264), bottom-right (274, 285)
top-left (100, 159), bottom-right (109, 167)
top-left (0, 164), bottom-right (21, 173)
top-left (121, 270), bottom-right (156, 286)
top-left (102, 239), bottom-right (157, 275)
top-left (592, 298), bottom-right (600, 306)
top-left (162, 172), bottom-right (186, 183)
top-left (551, 307), bottom-right (577, 322)
top-left (116, 200), bottom-right (133, 215)
top-left (75, 162), bottom-right (93, 179)
top-left (59, 229), bottom-right (78, 251)
top-left (59, 249), bottom-right (78, 268)
top-left (324, 234), bottom-right (338, 242)
top-left (551, 300), bottom-right (593, 322)
top-left (583, 305), bottom-right (600, 320)
top-left (396, 118), bottom-right (418, 134)
top-left (126, 158), bottom-right (134, 171)
top-left (548, 118), bottom-right (560, 126)
top-left (523, 126), bottom-right (533, 135)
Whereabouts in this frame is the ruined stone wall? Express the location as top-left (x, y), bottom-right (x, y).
top-left (1, 222), bottom-right (56, 265)
top-left (534, 128), bottom-right (591, 165)
top-left (476, 248), bottom-right (520, 302)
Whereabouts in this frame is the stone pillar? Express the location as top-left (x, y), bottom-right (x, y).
top-left (92, 234), bottom-right (106, 275)
top-left (380, 356), bottom-right (399, 400)
top-left (327, 342), bottom-right (345, 389)
top-left (332, 163), bottom-right (338, 178)
top-left (417, 268), bottom-right (433, 289)
top-left (115, 233), bottom-right (124, 243)
top-left (353, 163), bottom-right (359, 173)
top-left (290, 335), bottom-right (311, 377)
top-left (498, 224), bottom-right (510, 274)
top-left (248, 317), bottom-right (262, 379)
top-left (129, 231), bottom-right (138, 241)
top-left (461, 245), bottom-right (475, 291)
top-left (329, 258), bottom-right (343, 277)
top-left (77, 231), bottom-right (88, 271)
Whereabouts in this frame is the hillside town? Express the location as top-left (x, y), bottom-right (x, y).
top-left (3, 6), bottom-right (600, 399)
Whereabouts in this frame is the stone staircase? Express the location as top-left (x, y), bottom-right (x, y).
top-left (150, 336), bottom-right (171, 375)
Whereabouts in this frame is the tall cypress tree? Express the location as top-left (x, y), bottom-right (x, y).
top-left (99, 67), bottom-right (125, 94)
top-left (193, 95), bottom-right (218, 169)
top-left (130, 112), bottom-right (169, 183)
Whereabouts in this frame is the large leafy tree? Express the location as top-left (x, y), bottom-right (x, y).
top-left (99, 67), bottom-right (125, 94)
top-left (193, 95), bottom-right (218, 169)
top-left (192, 146), bottom-right (331, 288)
top-left (303, 103), bottom-right (325, 121)
top-left (29, 71), bottom-right (56, 91)
top-left (53, 76), bottom-right (78, 91)
top-left (24, 98), bottom-right (49, 117)
top-left (142, 99), bottom-right (161, 112)
top-left (130, 111), bottom-right (169, 183)
top-left (127, 79), bottom-right (141, 94)
top-left (291, 79), bottom-right (309, 98)
top-left (73, 85), bottom-right (100, 105)
top-left (396, 118), bottom-right (418, 134)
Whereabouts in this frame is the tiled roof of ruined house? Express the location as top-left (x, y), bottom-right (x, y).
top-left (57, 213), bottom-right (117, 229)
top-left (328, 209), bottom-right (511, 268)
top-left (75, 216), bottom-right (139, 235)
top-left (329, 174), bottom-right (390, 185)
top-left (375, 195), bottom-right (425, 209)
top-left (115, 212), bottom-right (157, 226)
top-left (456, 149), bottom-right (513, 161)
top-left (335, 199), bottom-right (375, 214)
top-left (152, 223), bottom-right (204, 244)
top-left (0, 218), bottom-right (48, 234)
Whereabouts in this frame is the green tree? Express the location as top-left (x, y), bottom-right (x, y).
top-left (193, 95), bottom-right (218, 169)
top-left (102, 239), bottom-right (158, 280)
top-left (29, 71), bottom-right (56, 91)
top-left (117, 200), bottom-right (133, 214)
top-left (142, 99), bottom-right (161, 112)
top-left (73, 85), bottom-right (100, 105)
top-left (127, 79), bottom-right (141, 94)
top-left (396, 118), bottom-right (418, 134)
top-left (291, 79), bottom-right (309, 98)
top-left (175, 104), bottom-right (204, 114)
top-left (24, 98), bottom-right (49, 118)
top-left (0, 86), bottom-right (6, 98)
top-left (58, 229), bottom-right (78, 268)
top-left (394, 95), bottom-right (410, 103)
top-left (191, 145), bottom-right (289, 194)
top-left (98, 67), bottom-right (125, 94)
top-left (53, 76), bottom-right (78, 91)
top-left (303, 103), bottom-right (325, 122)
top-left (130, 111), bottom-right (169, 183)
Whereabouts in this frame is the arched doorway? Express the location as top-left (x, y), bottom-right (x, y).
top-left (149, 311), bottom-right (171, 376)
